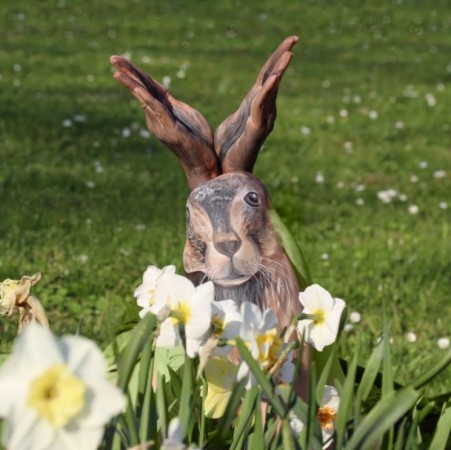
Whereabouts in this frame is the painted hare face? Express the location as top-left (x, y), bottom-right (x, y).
top-left (111, 36), bottom-right (303, 330)
top-left (185, 172), bottom-right (270, 287)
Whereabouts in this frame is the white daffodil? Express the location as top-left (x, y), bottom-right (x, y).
top-left (134, 265), bottom-right (176, 318)
top-left (0, 324), bottom-right (125, 450)
top-left (210, 300), bottom-right (242, 356)
top-left (318, 385), bottom-right (340, 447)
top-left (161, 417), bottom-right (200, 450)
top-left (297, 284), bottom-right (346, 351)
top-left (289, 385), bottom-right (340, 447)
top-left (204, 358), bottom-right (238, 419)
top-left (237, 302), bottom-right (294, 389)
top-left (154, 273), bottom-right (214, 358)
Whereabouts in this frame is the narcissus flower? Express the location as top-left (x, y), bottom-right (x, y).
top-left (0, 324), bottom-right (125, 450)
top-left (204, 358), bottom-right (238, 419)
top-left (0, 273), bottom-right (48, 332)
top-left (237, 302), bottom-right (294, 389)
top-left (318, 385), bottom-right (340, 446)
top-left (161, 417), bottom-right (200, 450)
top-left (289, 385), bottom-right (340, 448)
top-left (210, 300), bottom-right (242, 356)
top-left (154, 273), bottom-right (214, 358)
top-left (134, 265), bottom-right (176, 318)
top-left (297, 284), bottom-right (346, 351)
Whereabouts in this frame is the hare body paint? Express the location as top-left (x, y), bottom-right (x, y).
top-left (184, 172), bottom-right (301, 330)
top-left (111, 36), bottom-right (303, 331)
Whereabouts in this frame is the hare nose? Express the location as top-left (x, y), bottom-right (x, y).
top-left (215, 237), bottom-right (241, 257)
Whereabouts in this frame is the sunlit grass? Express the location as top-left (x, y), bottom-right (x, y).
top-left (0, 0), bottom-right (449, 393)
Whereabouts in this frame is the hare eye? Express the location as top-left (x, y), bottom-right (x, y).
top-left (244, 191), bottom-right (260, 207)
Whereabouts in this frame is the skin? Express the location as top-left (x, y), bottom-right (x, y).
top-left (184, 172), bottom-right (301, 331)
top-left (111, 37), bottom-right (309, 396)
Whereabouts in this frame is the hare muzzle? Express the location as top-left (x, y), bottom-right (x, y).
top-left (184, 173), bottom-right (265, 289)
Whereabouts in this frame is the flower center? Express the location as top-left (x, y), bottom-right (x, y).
top-left (211, 315), bottom-right (225, 335)
top-left (171, 302), bottom-right (191, 325)
top-left (317, 405), bottom-right (337, 431)
top-left (312, 309), bottom-right (326, 325)
top-left (28, 364), bottom-right (86, 427)
top-left (147, 288), bottom-right (156, 306)
top-left (256, 329), bottom-right (282, 369)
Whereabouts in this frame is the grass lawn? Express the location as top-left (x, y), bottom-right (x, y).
top-left (0, 0), bottom-right (449, 394)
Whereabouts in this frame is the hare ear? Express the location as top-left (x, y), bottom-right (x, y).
top-left (214, 36), bottom-right (298, 173)
top-left (111, 56), bottom-right (221, 190)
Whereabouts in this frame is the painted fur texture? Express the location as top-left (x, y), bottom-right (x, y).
top-left (111, 36), bottom-right (302, 331)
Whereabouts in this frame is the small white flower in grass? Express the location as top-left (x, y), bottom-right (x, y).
top-left (410, 174), bottom-right (419, 183)
top-left (86, 181), bottom-right (96, 189)
top-left (394, 121), bottom-right (405, 129)
top-left (162, 76), bottom-right (172, 88)
top-left (339, 109), bottom-right (348, 118)
top-left (0, 324), bottom-right (125, 450)
top-left (349, 311), bottom-right (361, 323)
top-left (377, 189), bottom-right (398, 204)
top-left (134, 265), bottom-right (176, 318)
top-left (437, 337), bottom-right (450, 349)
top-left (425, 93), bottom-right (436, 107)
top-left (155, 273), bottom-right (214, 358)
top-left (73, 114), bottom-right (86, 123)
top-left (315, 172), bottom-right (325, 184)
top-left (78, 254), bottom-right (89, 264)
top-left (344, 323), bottom-right (354, 333)
top-left (343, 141), bottom-right (353, 152)
top-left (419, 161), bottom-right (428, 169)
top-left (439, 201), bottom-right (447, 209)
top-left (237, 303), bottom-right (294, 389)
top-left (62, 119), bottom-right (72, 127)
top-left (433, 170), bottom-right (446, 179)
top-left (405, 332), bottom-right (417, 343)
top-left (318, 385), bottom-right (340, 446)
top-left (368, 110), bottom-right (378, 120)
top-left (326, 115), bottom-right (335, 124)
top-left (121, 127), bottom-right (131, 138)
top-left (356, 198), bottom-right (365, 206)
top-left (297, 284), bottom-right (346, 351)
top-left (300, 126), bottom-right (311, 135)
top-left (139, 128), bottom-right (151, 138)
top-left (408, 204), bottom-right (419, 215)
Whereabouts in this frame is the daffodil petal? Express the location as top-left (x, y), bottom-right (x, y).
top-left (76, 380), bottom-right (125, 427)
top-left (204, 389), bottom-right (232, 419)
top-left (156, 319), bottom-right (180, 349)
top-left (156, 274), bottom-right (196, 307)
top-left (12, 325), bottom-right (62, 377)
top-left (60, 336), bottom-right (106, 380)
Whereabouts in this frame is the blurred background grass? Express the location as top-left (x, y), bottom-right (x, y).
top-left (0, 0), bottom-right (449, 392)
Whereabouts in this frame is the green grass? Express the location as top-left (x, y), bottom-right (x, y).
top-left (0, 0), bottom-right (449, 393)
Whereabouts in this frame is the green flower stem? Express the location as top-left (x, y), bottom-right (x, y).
top-left (199, 377), bottom-right (207, 448)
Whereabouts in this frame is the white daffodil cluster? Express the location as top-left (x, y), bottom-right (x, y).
top-left (0, 324), bottom-right (125, 450)
top-left (236, 302), bottom-right (295, 390)
top-left (134, 266), bottom-right (346, 421)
